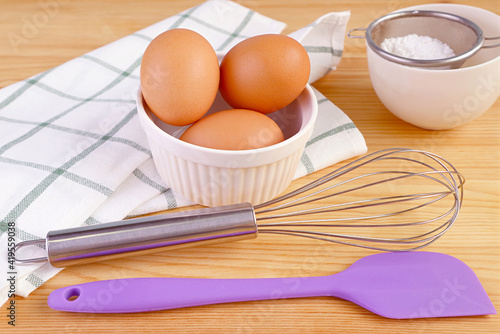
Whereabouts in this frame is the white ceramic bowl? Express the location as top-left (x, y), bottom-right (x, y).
top-left (366, 4), bottom-right (500, 130)
top-left (136, 56), bottom-right (318, 207)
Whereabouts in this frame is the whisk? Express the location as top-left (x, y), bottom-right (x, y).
top-left (16, 148), bottom-right (464, 268)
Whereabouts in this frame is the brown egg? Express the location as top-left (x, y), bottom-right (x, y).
top-left (219, 34), bottom-right (310, 114)
top-left (179, 109), bottom-right (285, 150)
top-left (140, 29), bottom-right (219, 126)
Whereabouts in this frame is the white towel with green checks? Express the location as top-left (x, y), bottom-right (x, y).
top-left (0, 0), bottom-right (366, 305)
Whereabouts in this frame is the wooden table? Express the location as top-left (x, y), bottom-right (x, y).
top-left (1, 0), bottom-right (498, 332)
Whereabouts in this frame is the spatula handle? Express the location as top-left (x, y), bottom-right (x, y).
top-left (48, 276), bottom-right (333, 313)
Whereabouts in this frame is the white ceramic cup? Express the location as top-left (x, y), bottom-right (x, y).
top-left (136, 53), bottom-right (318, 206)
top-left (366, 4), bottom-right (500, 130)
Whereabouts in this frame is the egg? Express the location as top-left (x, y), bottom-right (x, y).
top-left (219, 34), bottom-right (310, 114)
top-left (179, 109), bottom-right (285, 150)
top-left (140, 28), bottom-right (219, 126)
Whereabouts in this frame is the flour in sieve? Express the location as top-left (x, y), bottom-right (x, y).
top-left (380, 34), bottom-right (455, 59)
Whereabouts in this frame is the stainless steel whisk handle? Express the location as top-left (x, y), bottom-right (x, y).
top-left (15, 203), bottom-right (257, 268)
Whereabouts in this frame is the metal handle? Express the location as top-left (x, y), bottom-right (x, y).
top-left (16, 203), bottom-right (257, 268)
top-left (482, 36), bottom-right (500, 49)
top-left (347, 27), bottom-right (366, 39)
top-left (15, 239), bottom-right (48, 264)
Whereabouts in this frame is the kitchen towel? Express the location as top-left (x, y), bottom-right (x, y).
top-left (0, 0), bottom-right (367, 305)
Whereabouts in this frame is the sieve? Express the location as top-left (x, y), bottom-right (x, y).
top-left (348, 10), bottom-right (500, 69)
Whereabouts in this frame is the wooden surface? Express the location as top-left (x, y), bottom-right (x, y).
top-left (1, 0), bottom-right (499, 332)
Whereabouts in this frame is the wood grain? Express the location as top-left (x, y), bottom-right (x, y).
top-left (1, 0), bottom-right (499, 333)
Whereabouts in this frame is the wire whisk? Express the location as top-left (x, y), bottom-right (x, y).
top-left (16, 148), bottom-right (464, 267)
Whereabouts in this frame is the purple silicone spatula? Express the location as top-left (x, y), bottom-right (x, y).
top-left (47, 252), bottom-right (496, 319)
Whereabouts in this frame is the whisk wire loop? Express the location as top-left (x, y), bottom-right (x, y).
top-left (254, 148), bottom-right (464, 251)
top-left (255, 170), bottom-right (461, 215)
top-left (257, 191), bottom-right (454, 226)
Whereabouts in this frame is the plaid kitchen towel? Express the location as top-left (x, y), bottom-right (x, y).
top-left (0, 0), bottom-right (366, 305)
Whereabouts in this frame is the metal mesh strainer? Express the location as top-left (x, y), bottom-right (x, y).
top-left (349, 10), bottom-right (500, 69)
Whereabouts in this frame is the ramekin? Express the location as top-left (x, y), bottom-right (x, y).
top-left (136, 79), bottom-right (318, 207)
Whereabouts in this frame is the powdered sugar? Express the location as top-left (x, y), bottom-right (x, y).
top-left (380, 34), bottom-right (455, 59)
